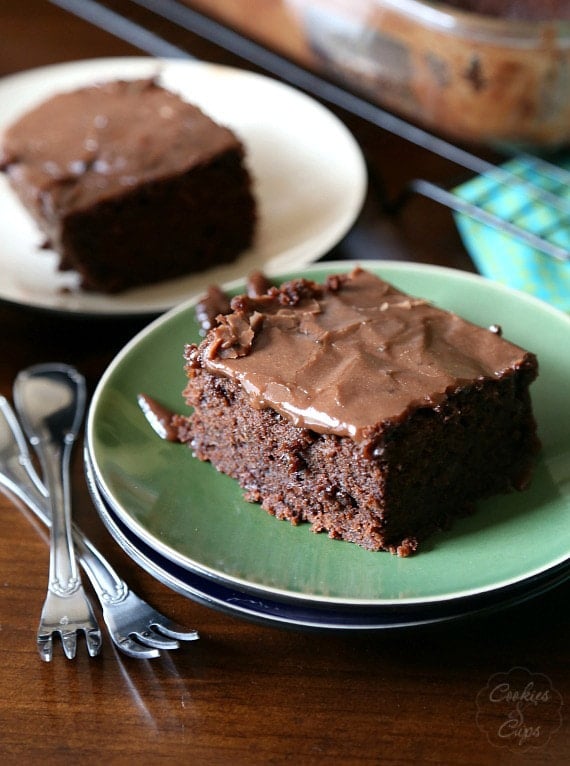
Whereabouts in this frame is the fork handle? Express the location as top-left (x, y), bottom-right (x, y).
top-left (2, 459), bottom-right (129, 606)
top-left (4, 469), bottom-right (130, 606)
top-left (40, 439), bottom-right (81, 597)
top-left (13, 363), bottom-right (88, 599)
top-left (0, 463), bottom-right (129, 605)
top-left (1, 397), bottom-right (129, 606)
top-left (71, 524), bottom-right (129, 605)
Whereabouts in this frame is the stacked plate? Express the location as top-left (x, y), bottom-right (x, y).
top-left (84, 261), bottom-right (570, 631)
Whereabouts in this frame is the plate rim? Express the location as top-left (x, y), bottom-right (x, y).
top-left (0, 56), bottom-right (366, 317)
top-left (84, 448), bottom-right (570, 630)
top-left (87, 259), bottom-right (570, 607)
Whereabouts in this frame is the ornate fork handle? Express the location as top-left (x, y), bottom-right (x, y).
top-left (68, 519), bottom-right (129, 605)
top-left (41, 437), bottom-right (83, 597)
top-left (0, 396), bottom-right (198, 658)
top-left (0, 397), bottom-right (128, 603)
top-left (12, 364), bottom-right (103, 661)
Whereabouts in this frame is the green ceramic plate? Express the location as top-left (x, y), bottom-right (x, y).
top-left (87, 261), bottom-right (570, 607)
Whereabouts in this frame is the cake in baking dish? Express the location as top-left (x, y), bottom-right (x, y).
top-left (440, 1), bottom-right (570, 20)
top-left (176, 267), bottom-right (540, 555)
top-left (0, 77), bottom-right (256, 293)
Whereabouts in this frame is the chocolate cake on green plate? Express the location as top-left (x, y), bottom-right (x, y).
top-left (176, 267), bottom-right (540, 556)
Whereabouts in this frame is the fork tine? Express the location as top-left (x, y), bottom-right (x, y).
top-left (118, 637), bottom-right (161, 660)
top-left (37, 632), bottom-right (53, 663)
top-left (131, 629), bottom-right (180, 651)
top-left (151, 619), bottom-right (200, 642)
top-left (60, 630), bottom-right (78, 660)
top-left (85, 628), bottom-right (103, 658)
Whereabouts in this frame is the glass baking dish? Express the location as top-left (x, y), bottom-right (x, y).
top-left (286, 0), bottom-right (570, 148)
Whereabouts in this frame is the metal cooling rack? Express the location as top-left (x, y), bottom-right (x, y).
top-left (50, 0), bottom-right (570, 263)
top-left (409, 156), bottom-right (570, 262)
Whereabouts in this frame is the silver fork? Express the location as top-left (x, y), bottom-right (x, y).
top-left (0, 394), bottom-right (199, 659)
top-left (13, 363), bottom-right (102, 661)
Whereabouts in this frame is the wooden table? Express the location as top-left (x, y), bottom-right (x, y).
top-left (0, 3), bottom-right (567, 764)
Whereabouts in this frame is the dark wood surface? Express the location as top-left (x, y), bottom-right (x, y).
top-left (0, 3), bottom-right (567, 764)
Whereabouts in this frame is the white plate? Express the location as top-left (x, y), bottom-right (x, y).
top-left (0, 57), bottom-right (366, 316)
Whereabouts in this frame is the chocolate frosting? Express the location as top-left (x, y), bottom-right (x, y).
top-left (0, 78), bottom-right (241, 220)
top-left (186, 269), bottom-right (537, 441)
top-left (137, 393), bottom-right (179, 442)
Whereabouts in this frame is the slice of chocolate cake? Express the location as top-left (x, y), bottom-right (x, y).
top-left (176, 267), bottom-right (540, 556)
top-left (0, 77), bottom-right (256, 293)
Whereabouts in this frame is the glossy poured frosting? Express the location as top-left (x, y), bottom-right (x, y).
top-left (187, 269), bottom-right (535, 440)
top-left (0, 78), bottom-right (240, 219)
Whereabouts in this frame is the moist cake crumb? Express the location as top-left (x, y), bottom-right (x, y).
top-left (175, 267), bottom-right (540, 555)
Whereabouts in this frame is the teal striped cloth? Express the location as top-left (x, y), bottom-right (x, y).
top-left (453, 154), bottom-right (570, 312)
